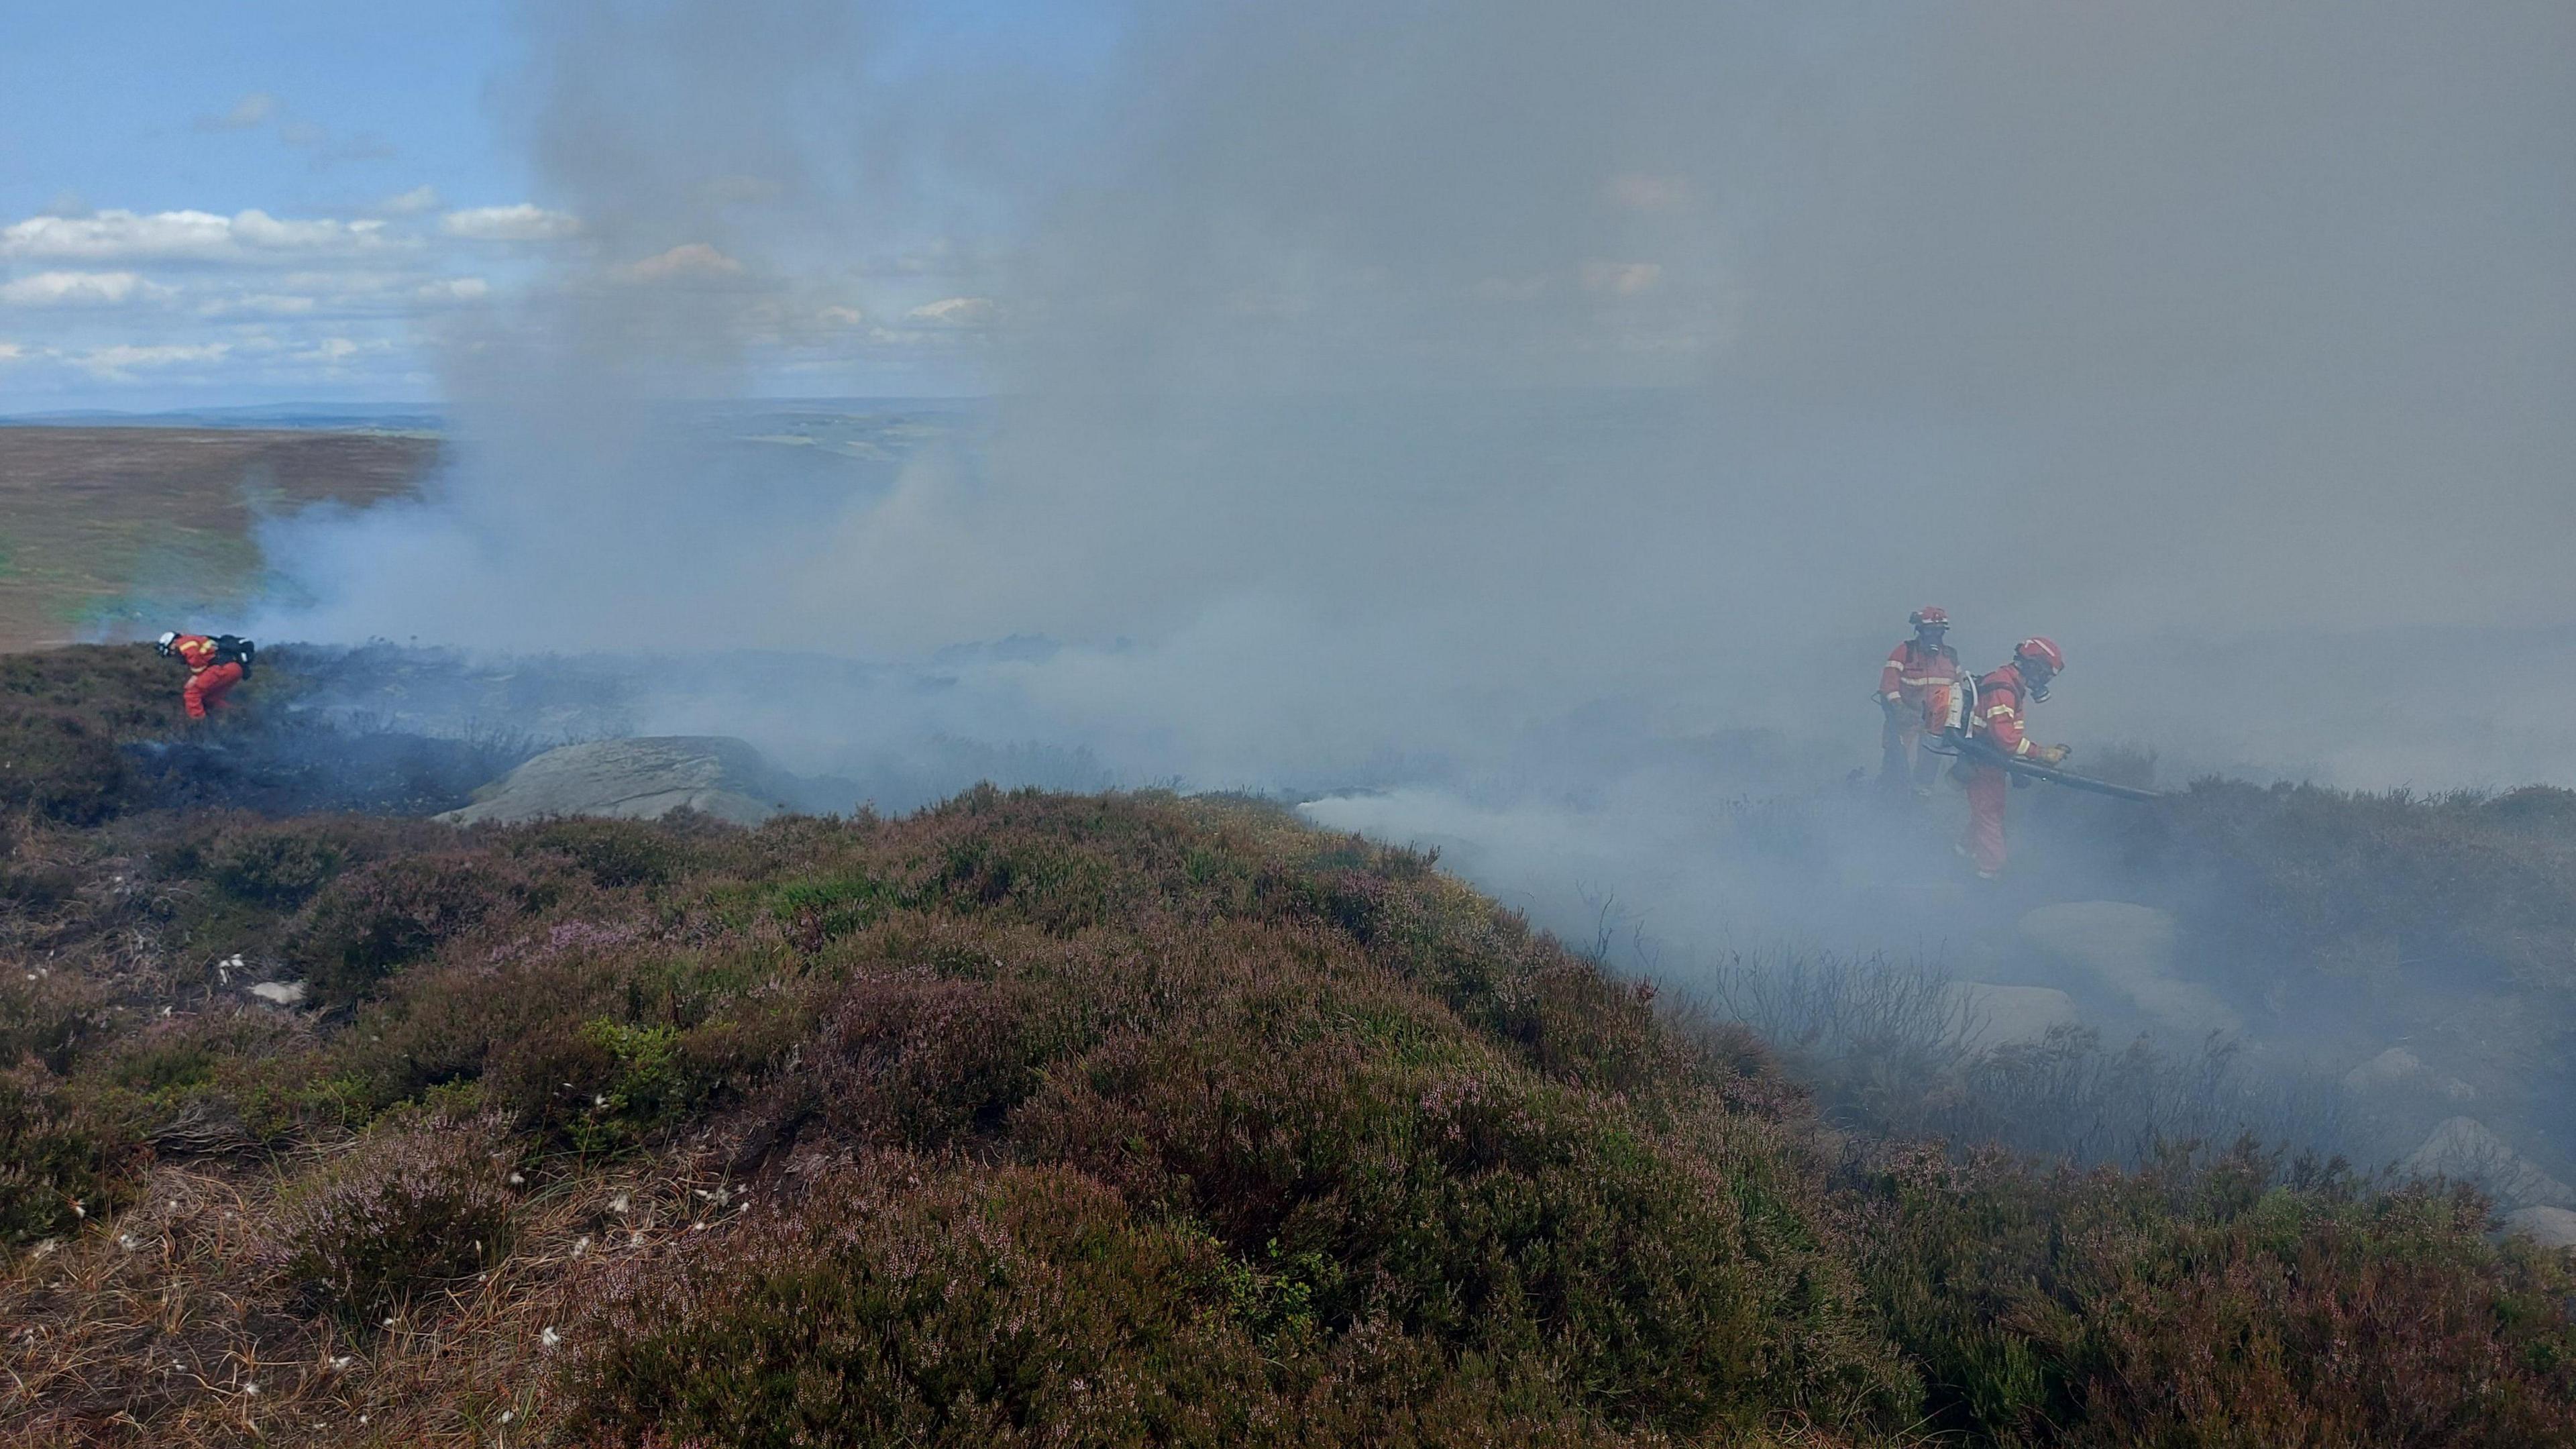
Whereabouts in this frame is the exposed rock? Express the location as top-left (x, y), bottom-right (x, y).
top-left (2018, 901), bottom-right (2243, 1038)
top-left (2343, 1046), bottom-right (2424, 1093)
top-left (1948, 982), bottom-right (2082, 1051)
top-left (2502, 1205), bottom-right (2576, 1250)
top-left (2402, 1117), bottom-right (2576, 1210)
top-left (2345, 1045), bottom-right (2481, 1102)
top-left (436, 737), bottom-right (794, 828)
top-left (245, 979), bottom-right (307, 1008)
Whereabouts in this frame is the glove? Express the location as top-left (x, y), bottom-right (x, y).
top-left (2035, 744), bottom-right (2071, 767)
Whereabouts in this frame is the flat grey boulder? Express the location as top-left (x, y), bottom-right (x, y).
top-left (2502, 1205), bottom-right (2576, 1250)
top-left (437, 737), bottom-right (792, 828)
top-left (2343, 1046), bottom-right (2424, 1092)
top-left (1948, 982), bottom-right (2082, 1051)
top-left (2402, 1117), bottom-right (2576, 1210)
top-left (2018, 901), bottom-right (2243, 1038)
top-left (2342, 1045), bottom-right (2475, 1102)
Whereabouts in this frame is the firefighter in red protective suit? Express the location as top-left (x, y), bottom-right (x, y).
top-left (1960, 636), bottom-right (2069, 878)
top-left (1876, 606), bottom-right (1964, 796)
top-left (156, 631), bottom-right (250, 720)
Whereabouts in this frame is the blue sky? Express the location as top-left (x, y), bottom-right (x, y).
top-left (0, 0), bottom-right (1103, 410)
top-left (1, 1), bottom-right (529, 222)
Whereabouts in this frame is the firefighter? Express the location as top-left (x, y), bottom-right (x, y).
top-left (1960, 635), bottom-right (2069, 878)
top-left (1876, 606), bottom-right (1964, 796)
top-left (155, 631), bottom-right (252, 720)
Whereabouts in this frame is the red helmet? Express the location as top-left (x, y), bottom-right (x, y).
top-left (2015, 636), bottom-right (2065, 673)
top-left (1909, 606), bottom-right (1949, 629)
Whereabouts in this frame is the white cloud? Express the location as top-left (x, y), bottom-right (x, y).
top-left (616, 242), bottom-right (743, 282)
top-left (817, 305), bottom-right (866, 327)
top-left (0, 271), bottom-right (175, 307)
top-left (200, 292), bottom-right (319, 318)
top-left (198, 93), bottom-right (278, 132)
top-left (301, 337), bottom-right (389, 364)
top-left (0, 209), bottom-right (390, 264)
top-left (231, 211), bottom-right (386, 251)
top-left (904, 295), bottom-right (1000, 328)
top-left (0, 341), bottom-right (24, 364)
top-left (76, 342), bottom-right (231, 378)
top-left (380, 185), bottom-right (443, 216)
top-left (1578, 260), bottom-right (1663, 298)
top-left (440, 204), bottom-right (580, 242)
top-left (417, 276), bottom-right (492, 303)
top-left (1604, 172), bottom-right (1690, 212)
top-left (1472, 275), bottom-right (1550, 305)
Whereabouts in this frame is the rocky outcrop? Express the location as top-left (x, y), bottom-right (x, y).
top-left (2017, 902), bottom-right (2243, 1038)
top-left (2402, 1117), bottom-right (2576, 1211)
top-left (2344, 1046), bottom-right (2424, 1092)
top-left (1948, 982), bottom-right (2082, 1051)
top-left (2502, 1205), bottom-right (2576, 1250)
top-left (2341, 1045), bottom-right (2475, 1102)
top-left (437, 737), bottom-right (794, 828)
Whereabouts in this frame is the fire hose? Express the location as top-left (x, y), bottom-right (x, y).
top-left (1920, 730), bottom-right (2167, 802)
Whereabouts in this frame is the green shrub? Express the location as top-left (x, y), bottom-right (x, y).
top-left (1019, 991), bottom-right (1913, 1436)
top-left (0, 708), bottom-right (129, 824)
top-left (101, 1011), bottom-right (304, 1097)
top-left (297, 851), bottom-right (568, 1004)
top-left (767, 872), bottom-right (897, 947)
top-left (554, 1018), bottom-right (696, 1155)
top-left (0, 1063), bottom-right (144, 1248)
top-left (515, 816), bottom-right (685, 888)
top-left (0, 857), bottom-right (79, 913)
top-left (2141, 780), bottom-right (2576, 1002)
top-left (561, 1157), bottom-right (1652, 1449)
top-left (566, 1159), bottom-right (1280, 1448)
top-left (13, 782), bottom-right (2576, 1444)
top-left (0, 971), bottom-right (117, 1075)
top-left (1844, 1142), bottom-right (2576, 1446)
top-left (796, 972), bottom-right (1053, 1148)
top-left (206, 821), bottom-right (352, 907)
top-left (271, 1113), bottom-right (517, 1318)
top-left (0, 641), bottom-right (189, 735)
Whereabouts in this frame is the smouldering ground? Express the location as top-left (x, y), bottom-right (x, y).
top-left (0, 428), bottom-right (438, 652)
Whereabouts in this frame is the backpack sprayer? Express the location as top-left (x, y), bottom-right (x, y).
top-left (1913, 671), bottom-right (2165, 802)
top-left (1920, 729), bottom-right (2165, 802)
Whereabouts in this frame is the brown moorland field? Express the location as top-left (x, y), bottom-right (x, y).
top-left (0, 429), bottom-right (438, 653)
top-left (1, 645), bottom-right (2573, 1446)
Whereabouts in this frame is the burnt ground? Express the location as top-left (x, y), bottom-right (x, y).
top-left (0, 427), bottom-right (439, 651)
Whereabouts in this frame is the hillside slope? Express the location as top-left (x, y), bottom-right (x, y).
top-left (1, 646), bottom-right (2572, 1447)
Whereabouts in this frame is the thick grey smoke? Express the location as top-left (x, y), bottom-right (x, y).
top-left (232, 0), bottom-right (2568, 906)
top-left (239, 0), bottom-right (2576, 1178)
top-left (255, 0), bottom-right (2576, 798)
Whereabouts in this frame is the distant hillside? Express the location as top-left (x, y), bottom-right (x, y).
top-left (0, 428), bottom-right (440, 651)
top-left (1, 645), bottom-right (2570, 1446)
top-left (0, 402), bottom-right (449, 432)
top-left (0, 407), bottom-right (985, 655)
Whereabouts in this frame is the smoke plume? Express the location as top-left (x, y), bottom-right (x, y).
top-left (252, 0), bottom-right (2576, 798)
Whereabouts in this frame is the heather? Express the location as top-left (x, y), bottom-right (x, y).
top-left (1, 644), bottom-right (2571, 1447)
